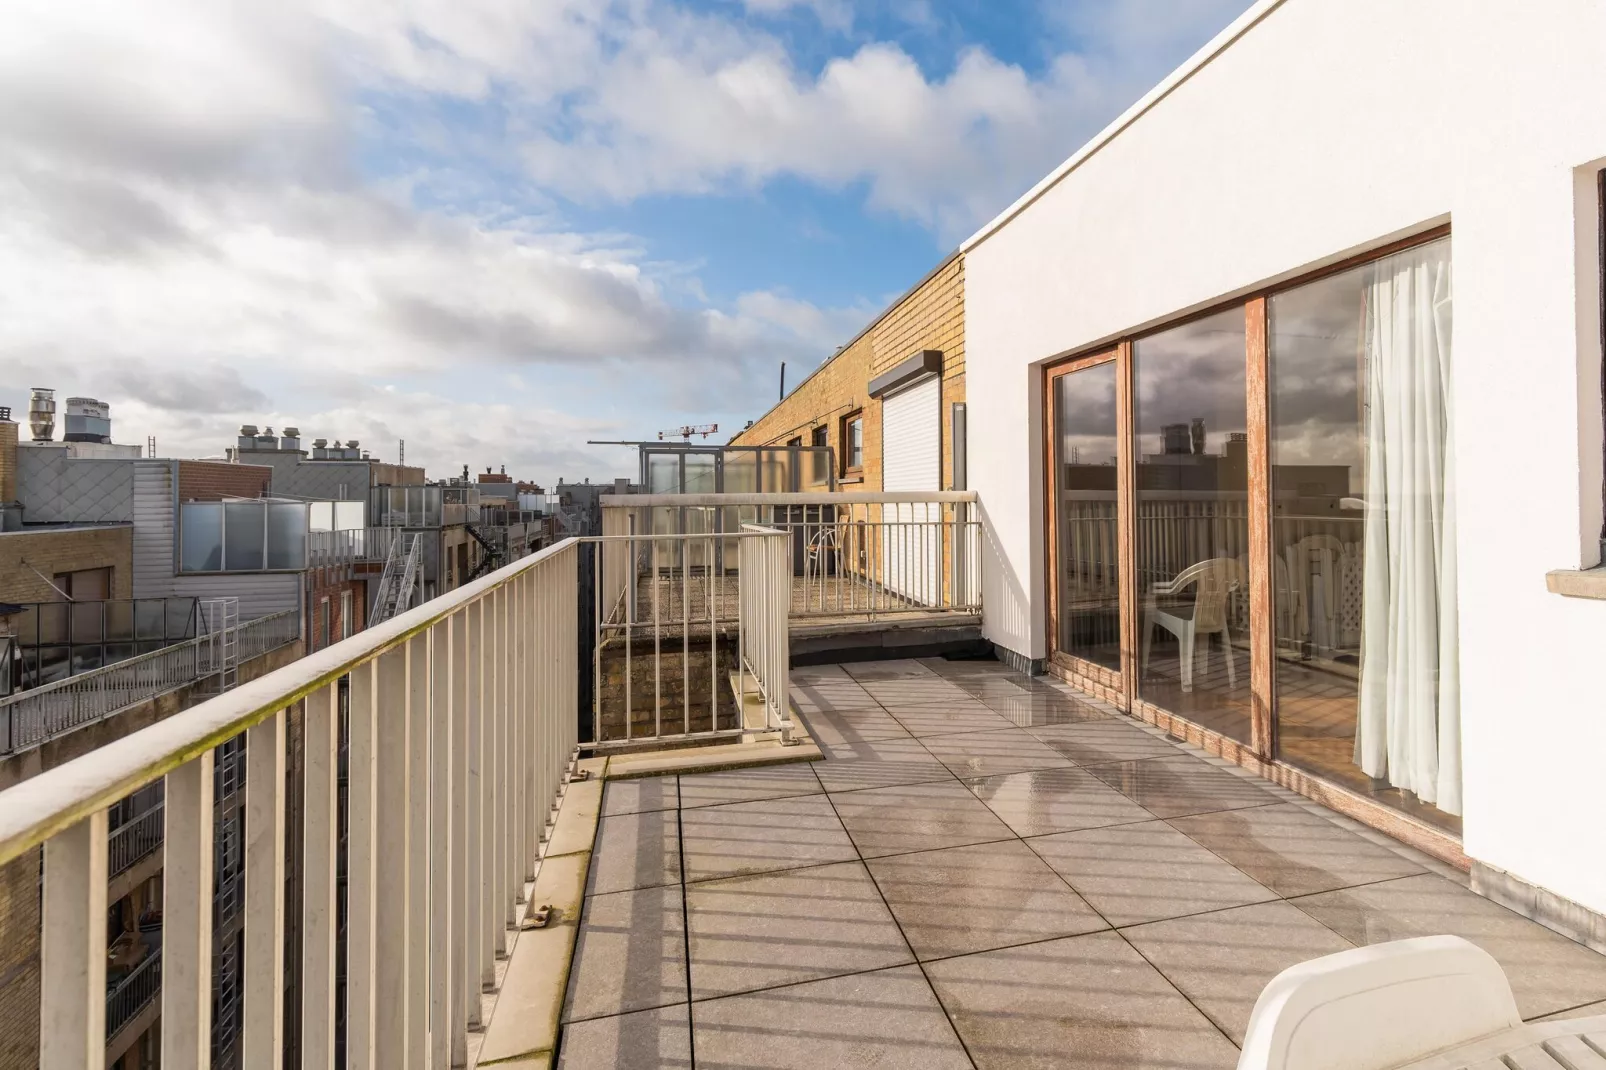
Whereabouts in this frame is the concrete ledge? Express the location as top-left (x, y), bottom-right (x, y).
top-left (604, 733), bottom-right (820, 780)
top-left (478, 768), bottom-right (604, 1069)
top-left (1546, 568), bottom-right (1606, 600)
top-left (1472, 861), bottom-right (1606, 956)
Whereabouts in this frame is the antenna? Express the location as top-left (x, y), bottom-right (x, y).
top-left (147, 435), bottom-right (156, 458)
top-left (399, 438), bottom-right (405, 465)
top-left (779, 361), bottom-right (787, 401)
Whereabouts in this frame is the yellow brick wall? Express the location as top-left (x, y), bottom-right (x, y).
top-left (0, 525), bottom-right (134, 604)
top-left (732, 255), bottom-right (966, 492)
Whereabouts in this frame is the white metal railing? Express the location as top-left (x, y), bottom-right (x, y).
top-left (0, 608), bottom-right (300, 756)
top-left (600, 491), bottom-right (982, 620)
top-left (105, 947), bottom-right (161, 1042)
top-left (107, 797), bottom-right (164, 878)
top-left (591, 526), bottom-right (792, 747)
top-left (306, 526), bottom-right (406, 570)
top-left (0, 539), bottom-right (581, 1070)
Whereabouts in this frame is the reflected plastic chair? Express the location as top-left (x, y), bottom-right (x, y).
top-left (1237, 935), bottom-right (1521, 1070)
top-left (1140, 557), bottom-right (1241, 692)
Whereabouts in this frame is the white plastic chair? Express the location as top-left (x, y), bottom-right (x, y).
top-left (1140, 557), bottom-right (1241, 692)
top-left (1237, 935), bottom-right (1521, 1070)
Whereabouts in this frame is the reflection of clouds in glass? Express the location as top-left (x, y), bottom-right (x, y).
top-left (1054, 362), bottom-right (1119, 462)
top-left (1134, 306), bottom-right (1246, 453)
top-left (1270, 262), bottom-right (1369, 490)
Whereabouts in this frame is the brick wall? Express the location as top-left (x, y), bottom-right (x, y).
top-left (0, 850), bottom-right (40, 1070)
top-left (731, 254), bottom-right (966, 492)
top-left (306, 578), bottom-right (366, 650)
top-left (177, 459), bottom-right (272, 501)
top-left (0, 524), bottom-right (133, 603)
top-left (0, 421), bottom-right (18, 504)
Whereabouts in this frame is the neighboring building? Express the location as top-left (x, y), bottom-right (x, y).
top-left (730, 252), bottom-right (967, 497)
top-left (955, 0), bottom-right (1606, 951)
top-left (224, 426), bottom-right (423, 500)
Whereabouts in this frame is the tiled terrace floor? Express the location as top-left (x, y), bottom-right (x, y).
top-left (557, 658), bottom-right (1606, 1069)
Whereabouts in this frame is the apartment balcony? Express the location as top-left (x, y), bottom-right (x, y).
top-left (5, 509), bottom-right (1606, 1070)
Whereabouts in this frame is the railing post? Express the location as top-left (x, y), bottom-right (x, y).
top-left (489, 587), bottom-right (507, 961)
top-left (39, 813), bottom-right (108, 1070)
top-left (406, 633), bottom-right (430, 1067)
top-left (243, 708), bottom-right (287, 1063)
top-left (374, 645), bottom-right (411, 1068)
top-left (162, 751), bottom-right (215, 1067)
top-left (451, 605), bottom-right (473, 1049)
top-left (347, 662), bottom-right (379, 1070)
top-left (302, 683), bottom-right (340, 1069)
top-left (429, 617), bottom-right (454, 1069)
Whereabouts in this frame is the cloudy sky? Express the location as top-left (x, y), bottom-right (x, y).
top-left (0, 0), bottom-right (1250, 483)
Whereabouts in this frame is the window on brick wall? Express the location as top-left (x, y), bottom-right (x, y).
top-left (811, 424), bottom-right (829, 484)
top-left (840, 411), bottom-right (864, 476)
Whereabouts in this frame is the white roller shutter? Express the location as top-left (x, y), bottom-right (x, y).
top-left (880, 375), bottom-right (940, 605)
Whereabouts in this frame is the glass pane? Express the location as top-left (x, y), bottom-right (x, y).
top-left (1053, 362), bottom-right (1122, 671)
top-left (180, 503), bottom-right (223, 572)
top-left (1270, 236), bottom-right (1459, 832)
top-left (267, 503), bottom-right (307, 570)
top-left (308, 501), bottom-right (332, 531)
top-left (1133, 306), bottom-right (1251, 743)
top-left (335, 500), bottom-right (364, 530)
top-left (135, 601), bottom-right (165, 640)
top-left (105, 600), bottom-right (134, 642)
top-left (224, 501), bottom-right (266, 570)
top-left (647, 454), bottom-right (680, 494)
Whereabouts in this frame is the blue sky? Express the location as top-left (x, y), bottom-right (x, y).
top-left (0, 0), bottom-right (1251, 481)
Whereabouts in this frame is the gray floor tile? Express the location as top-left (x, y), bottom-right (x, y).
top-left (966, 766), bottom-right (1155, 837)
top-left (979, 691), bottom-right (1111, 727)
top-left (882, 704), bottom-right (1014, 737)
top-left (1121, 901), bottom-right (1354, 1044)
top-left (790, 683), bottom-right (876, 713)
top-left (1292, 873), bottom-right (1606, 1020)
top-left (677, 763), bottom-right (822, 809)
top-left (794, 706), bottom-right (912, 746)
top-left (1027, 718), bottom-right (1185, 764)
top-left (868, 839), bottom-right (1107, 960)
top-left (843, 659), bottom-right (937, 680)
top-left (1169, 802), bottom-right (1425, 897)
top-left (1538, 999), bottom-right (1606, 1022)
top-left (920, 727), bottom-right (1077, 778)
top-left (601, 776), bottom-right (678, 817)
top-left (1086, 754), bottom-right (1278, 818)
top-left (863, 682), bottom-right (976, 707)
top-left (691, 965), bottom-right (972, 1069)
top-left (792, 664), bottom-right (851, 681)
top-left (811, 738), bottom-right (954, 793)
top-left (926, 931), bottom-right (1242, 1069)
top-left (557, 1004), bottom-right (692, 1069)
top-left (686, 861), bottom-right (912, 999)
top-left (588, 810), bottom-right (681, 895)
top-left (681, 794), bottom-right (856, 882)
top-left (1028, 819), bottom-right (1277, 926)
top-left (564, 886), bottom-right (688, 1023)
top-left (829, 780), bottom-right (1015, 858)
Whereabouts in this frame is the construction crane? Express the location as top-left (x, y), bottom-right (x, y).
top-left (657, 424), bottom-right (719, 441)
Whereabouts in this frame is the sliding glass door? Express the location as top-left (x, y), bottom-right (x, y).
top-left (1269, 236), bottom-right (1458, 831)
top-left (1048, 357), bottom-right (1123, 674)
top-left (1133, 307), bottom-right (1253, 745)
top-left (1042, 230), bottom-right (1459, 836)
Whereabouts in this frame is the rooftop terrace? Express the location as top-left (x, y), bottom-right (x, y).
top-left (554, 657), bottom-right (1606, 1068)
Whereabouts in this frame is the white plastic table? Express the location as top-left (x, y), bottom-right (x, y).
top-left (1395, 1016), bottom-right (1606, 1069)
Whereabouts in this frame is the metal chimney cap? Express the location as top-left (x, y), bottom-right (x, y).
top-left (240, 424), bottom-right (259, 436)
top-left (282, 426), bottom-right (300, 437)
top-left (312, 437), bottom-right (328, 448)
top-left (346, 440), bottom-right (359, 448)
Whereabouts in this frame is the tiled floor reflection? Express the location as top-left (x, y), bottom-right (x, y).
top-left (556, 658), bottom-right (1606, 1069)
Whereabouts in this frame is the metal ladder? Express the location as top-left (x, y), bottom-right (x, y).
top-left (200, 598), bottom-right (241, 693)
top-left (371, 532), bottom-right (422, 625)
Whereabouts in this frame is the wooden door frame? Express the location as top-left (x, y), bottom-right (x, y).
top-left (1043, 349), bottom-right (1127, 704)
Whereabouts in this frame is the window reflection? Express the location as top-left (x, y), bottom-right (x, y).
top-left (1133, 306), bottom-right (1252, 743)
top-left (1052, 361), bottom-right (1121, 671)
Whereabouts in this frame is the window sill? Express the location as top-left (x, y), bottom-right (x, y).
top-left (1546, 568), bottom-right (1606, 601)
top-left (839, 476), bottom-right (865, 486)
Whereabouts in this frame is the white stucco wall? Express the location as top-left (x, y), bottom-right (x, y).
top-left (963, 0), bottom-right (1606, 914)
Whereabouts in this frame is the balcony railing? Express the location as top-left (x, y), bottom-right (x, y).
top-left (105, 946), bottom-right (161, 1043)
top-left (0, 609), bottom-right (301, 755)
top-left (107, 797), bottom-right (163, 878)
top-left (600, 491), bottom-right (982, 620)
top-left (2, 540), bottom-right (586, 1069)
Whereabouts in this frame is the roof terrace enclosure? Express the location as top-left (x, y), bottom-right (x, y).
top-left (963, 0), bottom-right (1606, 924)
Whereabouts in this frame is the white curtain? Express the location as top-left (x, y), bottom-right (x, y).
top-left (1355, 241), bottom-right (1461, 815)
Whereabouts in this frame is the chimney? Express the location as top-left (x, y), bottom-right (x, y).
top-left (0, 408), bottom-right (18, 503)
top-left (28, 387), bottom-right (55, 442)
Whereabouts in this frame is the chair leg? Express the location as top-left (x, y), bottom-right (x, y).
top-left (1140, 611), bottom-right (1154, 678)
top-left (1223, 623), bottom-right (1236, 688)
top-left (1180, 622), bottom-right (1195, 692)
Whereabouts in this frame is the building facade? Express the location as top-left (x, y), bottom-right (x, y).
top-left (731, 252), bottom-right (967, 496)
top-left (961, 0), bottom-right (1606, 943)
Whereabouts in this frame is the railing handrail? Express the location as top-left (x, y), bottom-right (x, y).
top-left (0, 537), bottom-right (583, 867)
top-left (601, 491), bottom-right (978, 506)
top-left (0, 637), bottom-right (202, 712)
